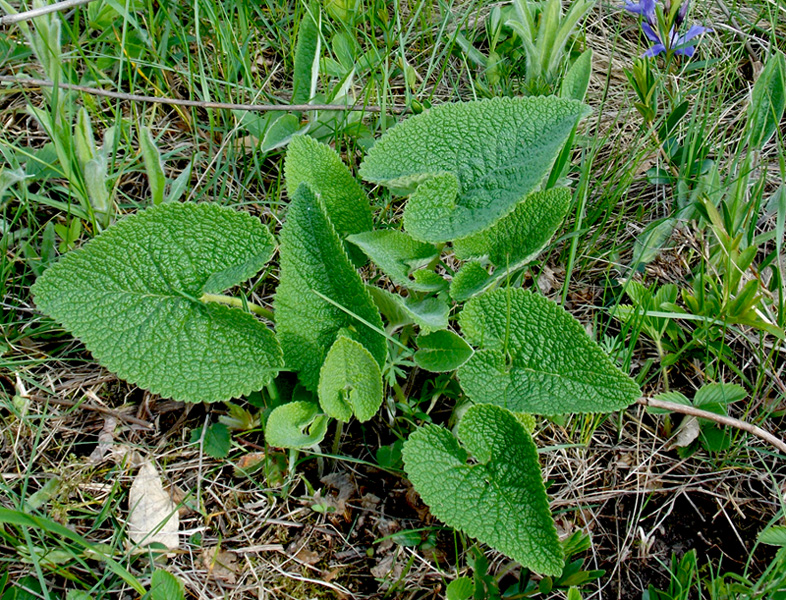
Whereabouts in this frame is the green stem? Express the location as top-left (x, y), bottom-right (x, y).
top-left (200, 293), bottom-right (274, 321)
top-left (331, 420), bottom-right (344, 455)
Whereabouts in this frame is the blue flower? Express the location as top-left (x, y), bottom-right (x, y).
top-left (641, 21), bottom-right (711, 57)
top-left (624, 0), bottom-right (711, 58)
top-left (624, 0), bottom-right (656, 23)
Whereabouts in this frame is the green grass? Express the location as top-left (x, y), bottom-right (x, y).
top-left (2, 0), bottom-right (786, 598)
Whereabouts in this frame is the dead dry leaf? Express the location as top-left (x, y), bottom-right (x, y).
top-left (127, 459), bottom-right (179, 551)
top-left (202, 546), bottom-right (239, 583)
top-left (88, 416), bottom-right (117, 464)
top-left (672, 416), bottom-right (701, 448)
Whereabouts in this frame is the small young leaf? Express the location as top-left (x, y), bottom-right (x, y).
top-left (458, 288), bottom-right (640, 414)
top-left (403, 404), bottom-right (563, 576)
top-left (318, 336), bottom-right (383, 422)
top-left (414, 330), bottom-right (473, 372)
top-left (292, 3), bottom-right (321, 105)
top-left (285, 135), bottom-right (373, 265)
top-left (693, 383), bottom-right (746, 408)
top-left (150, 569), bottom-right (185, 600)
top-left (275, 184), bottom-right (386, 391)
top-left (139, 126), bottom-right (166, 206)
top-left (359, 97), bottom-right (590, 242)
top-left (201, 422), bottom-right (232, 459)
top-left (746, 52), bottom-right (786, 150)
top-left (33, 203), bottom-right (282, 403)
top-left (259, 114), bottom-right (303, 153)
top-left (265, 401), bottom-right (329, 448)
top-left (758, 525), bottom-right (786, 547)
top-left (446, 577), bottom-right (474, 600)
top-left (449, 261), bottom-right (492, 302)
top-left (367, 286), bottom-right (449, 332)
top-left (453, 188), bottom-right (571, 266)
top-left (560, 48), bottom-right (593, 102)
top-left (347, 230), bottom-right (440, 291)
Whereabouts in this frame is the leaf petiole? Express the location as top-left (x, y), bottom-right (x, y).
top-left (200, 293), bottom-right (275, 322)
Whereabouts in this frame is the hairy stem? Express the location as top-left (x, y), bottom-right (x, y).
top-left (636, 396), bottom-right (786, 455)
top-left (200, 293), bottom-right (274, 322)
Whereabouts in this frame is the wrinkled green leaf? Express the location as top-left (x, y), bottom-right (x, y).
top-left (292, 3), bottom-right (321, 105)
top-left (347, 230), bottom-right (440, 291)
top-left (33, 203), bottom-right (282, 403)
top-left (453, 188), bottom-right (571, 266)
top-left (318, 336), bottom-right (383, 422)
top-left (359, 97), bottom-right (590, 242)
top-left (285, 136), bottom-right (372, 265)
top-left (450, 261), bottom-right (492, 302)
top-left (458, 288), bottom-right (640, 414)
top-left (265, 401), bottom-right (329, 448)
top-left (275, 184), bottom-right (386, 391)
top-left (403, 404), bottom-right (563, 575)
top-left (414, 330), bottom-right (473, 372)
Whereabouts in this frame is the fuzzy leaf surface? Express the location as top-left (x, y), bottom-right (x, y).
top-left (453, 188), bottom-right (571, 266)
top-left (318, 336), bottom-right (383, 422)
top-left (359, 97), bottom-right (590, 242)
top-left (414, 330), bottom-right (473, 372)
top-left (449, 261), bottom-right (492, 303)
top-left (265, 401), bottom-right (329, 449)
top-left (458, 288), bottom-right (640, 414)
top-left (347, 230), bottom-right (440, 291)
top-left (403, 404), bottom-right (563, 575)
top-left (32, 203), bottom-right (282, 404)
top-left (275, 184), bottom-right (386, 392)
top-left (285, 136), bottom-right (373, 265)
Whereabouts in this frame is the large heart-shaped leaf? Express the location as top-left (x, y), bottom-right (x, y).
top-left (275, 184), bottom-right (386, 392)
top-left (32, 203), bottom-right (282, 403)
top-left (359, 97), bottom-right (590, 242)
top-left (403, 404), bottom-right (563, 576)
top-left (458, 288), bottom-right (640, 414)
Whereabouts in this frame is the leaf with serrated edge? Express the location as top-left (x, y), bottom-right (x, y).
top-left (359, 97), bottom-right (590, 242)
top-left (458, 288), bottom-right (640, 415)
top-left (33, 203), bottom-right (282, 404)
top-left (414, 330), bottom-right (473, 372)
top-left (347, 230), bottom-right (440, 291)
top-left (275, 184), bottom-right (386, 392)
top-left (403, 404), bottom-right (563, 576)
top-left (453, 188), bottom-right (571, 266)
top-left (318, 336), bottom-right (383, 422)
top-left (265, 401), bottom-right (329, 449)
top-left (285, 136), bottom-right (373, 266)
